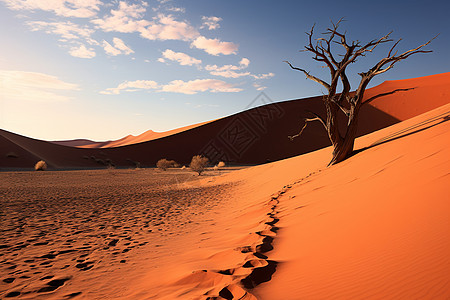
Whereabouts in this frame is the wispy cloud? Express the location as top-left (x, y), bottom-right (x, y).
top-left (252, 72), bottom-right (275, 79)
top-left (102, 37), bottom-right (134, 56)
top-left (191, 36), bottom-right (238, 55)
top-left (253, 83), bottom-right (267, 91)
top-left (1, 0), bottom-right (102, 18)
top-left (27, 21), bottom-right (96, 42)
top-left (201, 16), bottom-right (222, 30)
top-left (160, 79), bottom-right (242, 94)
top-left (205, 57), bottom-right (251, 78)
top-left (92, 2), bottom-right (237, 55)
top-left (101, 78), bottom-right (242, 95)
top-left (158, 49), bottom-right (201, 66)
top-left (100, 80), bottom-right (158, 94)
top-left (0, 70), bottom-right (79, 102)
top-left (91, 1), bottom-right (150, 33)
top-left (69, 44), bottom-right (96, 58)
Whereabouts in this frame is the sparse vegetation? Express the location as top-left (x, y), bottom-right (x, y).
top-left (34, 160), bottom-right (47, 171)
top-left (157, 158), bottom-right (179, 171)
top-left (189, 155), bottom-right (209, 175)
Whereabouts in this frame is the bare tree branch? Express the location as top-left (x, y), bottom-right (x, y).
top-left (288, 115), bottom-right (326, 141)
top-left (288, 110), bottom-right (327, 141)
top-left (363, 88), bottom-right (415, 105)
top-left (283, 61), bottom-right (331, 90)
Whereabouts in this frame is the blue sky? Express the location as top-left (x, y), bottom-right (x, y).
top-left (0, 0), bottom-right (449, 141)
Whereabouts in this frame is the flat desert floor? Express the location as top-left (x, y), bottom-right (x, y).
top-left (0, 168), bottom-right (241, 299)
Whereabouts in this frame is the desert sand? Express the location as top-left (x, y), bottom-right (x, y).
top-left (1, 73), bottom-right (449, 299)
top-left (1, 105), bottom-right (449, 299)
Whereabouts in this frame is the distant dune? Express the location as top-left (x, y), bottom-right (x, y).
top-left (50, 120), bottom-right (214, 148)
top-left (1, 72), bottom-right (449, 170)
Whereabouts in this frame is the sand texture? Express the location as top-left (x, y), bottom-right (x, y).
top-left (0, 168), bottom-right (239, 299)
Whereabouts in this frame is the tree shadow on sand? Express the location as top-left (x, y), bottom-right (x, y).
top-left (352, 110), bottom-right (450, 157)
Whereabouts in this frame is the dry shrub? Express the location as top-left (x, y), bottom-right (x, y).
top-left (34, 160), bottom-right (47, 171)
top-left (217, 161), bottom-right (226, 168)
top-left (157, 159), bottom-right (179, 171)
top-left (190, 155), bottom-right (209, 175)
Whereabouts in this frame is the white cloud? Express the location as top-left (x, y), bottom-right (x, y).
top-left (160, 79), bottom-right (242, 94)
top-left (253, 83), bottom-right (267, 91)
top-left (159, 49), bottom-right (201, 66)
top-left (91, 1), bottom-right (150, 33)
top-left (201, 16), bottom-right (222, 30)
top-left (2, 0), bottom-right (102, 18)
top-left (139, 14), bottom-right (199, 41)
top-left (0, 70), bottom-right (78, 102)
top-left (102, 37), bottom-right (134, 56)
top-left (101, 78), bottom-right (241, 95)
top-left (100, 80), bottom-right (159, 94)
top-left (252, 72), bottom-right (275, 79)
top-left (92, 3), bottom-right (237, 56)
top-left (102, 40), bottom-right (121, 56)
top-left (191, 36), bottom-right (238, 55)
top-left (205, 57), bottom-right (251, 78)
top-left (239, 58), bottom-right (250, 68)
top-left (69, 44), bottom-right (96, 58)
top-left (166, 6), bottom-right (185, 13)
top-left (27, 21), bottom-right (95, 42)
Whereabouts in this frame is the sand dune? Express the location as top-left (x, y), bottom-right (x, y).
top-left (51, 120), bottom-right (214, 148)
top-left (0, 73), bottom-right (449, 299)
top-left (146, 103), bottom-right (449, 299)
top-left (2, 72), bottom-right (449, 170)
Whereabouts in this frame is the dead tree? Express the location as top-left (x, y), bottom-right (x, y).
top-left (285, 19), bottom-right (435, 165)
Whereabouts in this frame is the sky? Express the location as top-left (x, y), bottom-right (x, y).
top-left (0, 0), bottom-right (449, 141)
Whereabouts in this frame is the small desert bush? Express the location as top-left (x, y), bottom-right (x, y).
top-left (157, 158), bottom-right (179, 171)
top-left (34, 160), bottom-right (47, 171)
top-left (189, 155), bottom-right (209, 175)
top-left (217, 161), bottom-right (226, 168)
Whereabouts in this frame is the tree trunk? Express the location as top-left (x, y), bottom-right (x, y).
top-left (329, 110), bottom-right (359, 165)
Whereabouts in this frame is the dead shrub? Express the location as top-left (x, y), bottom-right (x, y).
top-left (189, 155), bottom-right (209, 175)
top-left (34, 160), bottom-right (47, 171)
top-left (157, 159), bottom-right (179, 171)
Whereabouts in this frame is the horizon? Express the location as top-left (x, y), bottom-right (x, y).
top-left (1, 0), bottom-right (449, 141)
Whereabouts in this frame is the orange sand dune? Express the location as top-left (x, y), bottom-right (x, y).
top-left (0, 105), bottom-right (448, 298)
top-left (1, 72), bottom-right (449, 170)
top-left (146, 103), bottom-right (449, 299)
top-left (364, 72), bottom-right (450, 120)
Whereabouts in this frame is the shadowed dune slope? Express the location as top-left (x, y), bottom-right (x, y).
top-left (1, 72), bottom-right (449, 170)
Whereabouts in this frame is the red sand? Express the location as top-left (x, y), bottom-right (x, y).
top-left (1, 73), bottom-right (449, 299)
